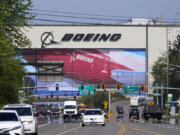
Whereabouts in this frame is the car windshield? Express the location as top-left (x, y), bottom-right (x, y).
top-left (4, 107), bottom-right (32, 116)
top-left (84, 110), bottom-right (102, 115)
top-left (79, 110), bottom-right (85, 113)
top-left (146, 106), bottom-right (161, 111)
top-left (0, 113), bottom-right (18, 121)
top-left (65, 105), bottom-right (76, 109)
top-left (132, 109), bottom-right (138, 112)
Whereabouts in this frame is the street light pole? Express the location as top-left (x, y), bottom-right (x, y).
top-left (166, 27), bottom-right (169, 100)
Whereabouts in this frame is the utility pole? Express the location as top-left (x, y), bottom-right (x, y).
top-left (167, 48), bottom-right (169, 98)
top-left (108, 90), bottom-right (111, 121)
top-left (161, 85), bottom-right (164, 110)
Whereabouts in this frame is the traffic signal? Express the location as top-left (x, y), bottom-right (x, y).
top-left (102, 84), bottom-right (105, 89)
top-left (81, 85), bottom-right (84, 89)
top-left (51, 92), bottom-right (53, 98)
top-left (140, 84), bottom-right (145, 91)
top-left (56, 83), bottom-right (59, 91)
top-left (116, 83), bottom-right (121, 90)
top-left (124, 90), bottom-right (127, 94)
top-left (88, 91), bottom-right (91, 95)
top-left (96, 84), bottom-right (100, 89)
top-left (94, 88), bottom-right (96, 93)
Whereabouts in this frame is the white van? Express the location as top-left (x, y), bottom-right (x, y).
top-left (3, 104), bottom-right (38, 135)
top-left (63, 101), bottom-right (78, 121)
top-left (130, 96), bottom-right (146, 106)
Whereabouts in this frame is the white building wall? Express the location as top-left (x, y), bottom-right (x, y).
top-left (147, 27), bottom-right (167, 86)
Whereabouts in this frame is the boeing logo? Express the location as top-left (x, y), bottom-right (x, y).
top-left (41, 32), bottom-right (122, 48)
top-left (61, 33), bottom-right (121, 42)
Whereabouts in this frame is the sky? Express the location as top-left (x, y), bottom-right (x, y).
top-left (32, 0), bottom-right (180, 24)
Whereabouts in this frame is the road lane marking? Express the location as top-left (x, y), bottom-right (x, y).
top-left (116, 125), bottom-right (125, 135)
top-left (126, 125), bottom-right (164, 135)
top-left (116, 124), bottom-right (126, 135)
top-left (120, 127), bottom-right (126, 135)
top-left (114, 120), bottom-right (164, 135)
top-left (134, 119), bottom-right (179, 130)
top-left (122, 123), bottom-right (164, 135)
top-left (56, 123), bottom-right (81, 135)
top-left (38, 123), bottom-right (50, 128)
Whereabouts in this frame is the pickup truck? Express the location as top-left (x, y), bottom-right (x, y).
top-left (142, 100), bottom-right (163, 121)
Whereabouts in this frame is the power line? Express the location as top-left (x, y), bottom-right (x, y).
top-left (1, 9), bottom-right (180, 24)
top-left (0, 13), bottom-right (103, 25)
top-left (30, 12), bottom-right (128, 22)
top-left (30, 8), bottom-right (180, 23)
top-left (30, 8), bottom-right (131, 19)
top-left (31, 18), bottom-right (180, 25)
top-left (32, 18), bottom-right (102, 25)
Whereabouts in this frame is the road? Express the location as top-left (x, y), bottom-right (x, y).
top-left (37, 100), bottom-right (179, 135)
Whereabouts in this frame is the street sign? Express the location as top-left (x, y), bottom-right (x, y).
top-left (78, 85), bottom-right (95, 95)
top-left (103, 100), bottom-right (108, 109)
top-left (103, 100), bottom-right (108, 106)
top-left (107, 112), bottom-right (113, 117)
top-left (152, 93), bottom-right (161, 96)
top-left (122, 85), bottom-right (139, 94)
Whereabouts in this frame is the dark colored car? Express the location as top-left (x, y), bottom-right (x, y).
top-left (52, 109), bottom-right (61, 117)
top-left (116, 106), bottom-right (124, 115)
top-left (129, 107), bottom-right (140, 120)
top-left (44, 109), bottom-right (52, 116)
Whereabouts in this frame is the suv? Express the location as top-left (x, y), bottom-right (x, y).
top-left (129, 106), bottom-right (140, 120)
top-left (0, 110), bottom-right (24, 135)
top-left (3, 104), bottom-right (38, 135)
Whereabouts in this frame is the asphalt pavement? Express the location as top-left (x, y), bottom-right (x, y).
top-left (37, 100), bottom-right (180, 135)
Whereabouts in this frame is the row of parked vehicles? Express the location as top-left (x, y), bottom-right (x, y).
top-left (33, 104), bottom-right (62, 118)
top-left (0, 104), bottom-right (38, 135)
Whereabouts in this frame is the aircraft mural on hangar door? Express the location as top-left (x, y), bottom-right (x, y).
top-left (23, 49), bottom-right (145, 91)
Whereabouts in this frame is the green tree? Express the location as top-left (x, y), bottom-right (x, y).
top-left (93, 92), bottom-right (108, 109)
top-left (77, 91), bottom-right (124, 109)
top-left (152, 35), bottom-right (180, 101)
top-left (0, 0), bottom-right (33, 107)
top-left (0, 0), bottom-right (33, 48)
top-left (77, 92), bottom-right (108, 109)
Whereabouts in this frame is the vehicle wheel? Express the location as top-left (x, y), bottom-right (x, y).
top-left (63, 118), bottom-right (67, 123)
top-left (144, 117), bottom-right (148, 121)
top-left (32, 132), bottom-right (38, 135)
top-left (157, 117), bottom-right (162, 121)
top-left (82, 122), bottom-right (85, 127)
top-left (102, 123), bottom-right (105, 126)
